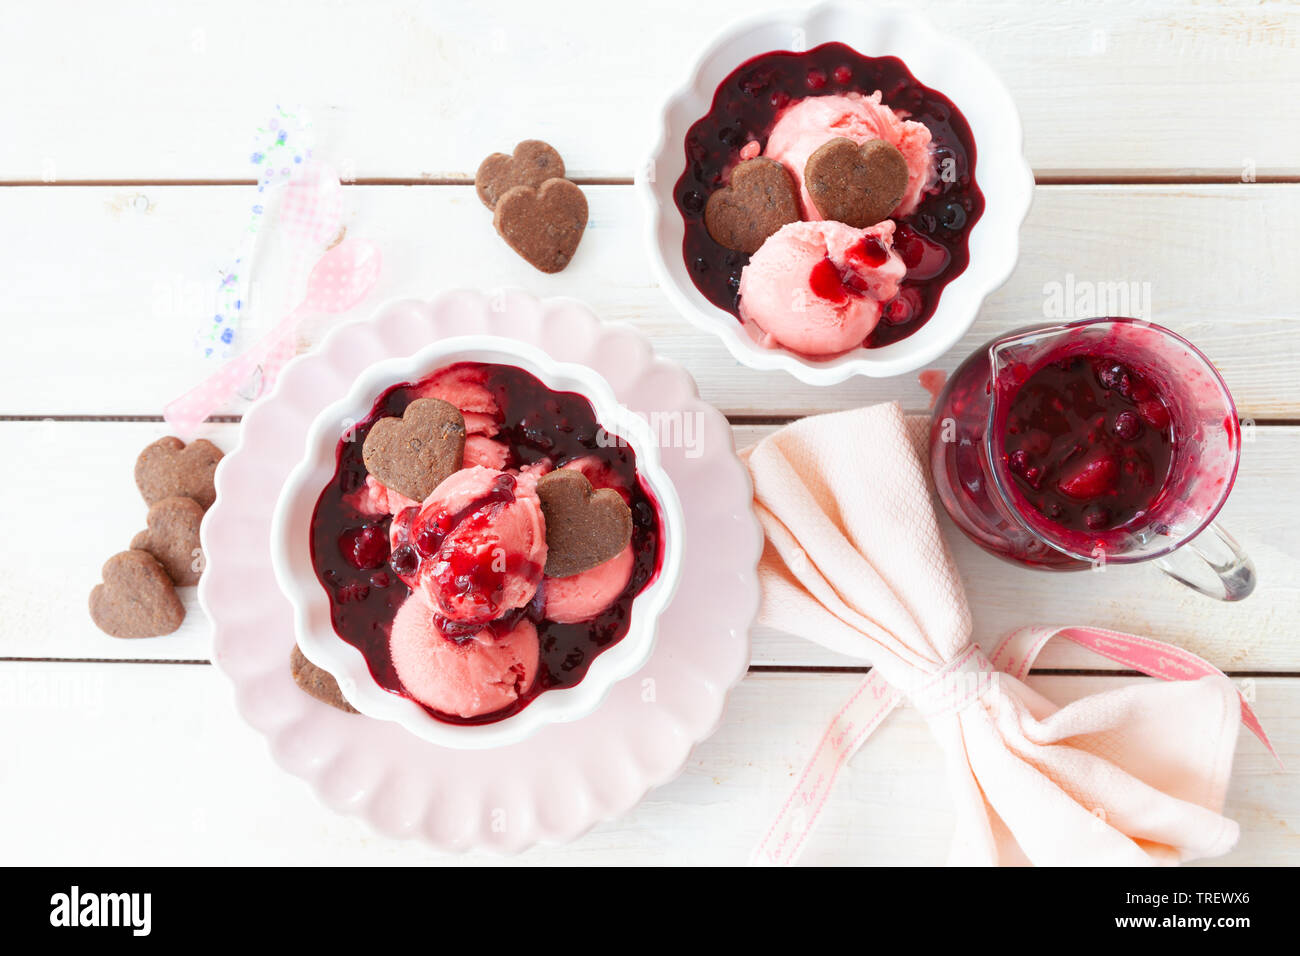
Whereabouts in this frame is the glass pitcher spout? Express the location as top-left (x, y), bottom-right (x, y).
top-left (986, 321), bottom-right (1077, 382)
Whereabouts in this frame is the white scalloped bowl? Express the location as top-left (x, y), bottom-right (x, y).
top-left (638, 1), bottom-right (1034, 384)
top-left (270, 334), bottom-right (685, 750)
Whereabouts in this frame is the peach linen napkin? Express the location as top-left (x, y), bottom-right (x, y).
top-left (742, 402), bottom-right (1271, 866)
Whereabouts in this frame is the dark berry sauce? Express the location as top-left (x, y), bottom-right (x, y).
top-left (674, 42), bottom-right (984, 347)
top-left (1002, 357), bottom-right (1174, 533)
top-left (309, 362), bottom-right (663, 725)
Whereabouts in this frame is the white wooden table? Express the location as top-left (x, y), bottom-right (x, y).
top-left (2, 0), bottom-right (1297, 865)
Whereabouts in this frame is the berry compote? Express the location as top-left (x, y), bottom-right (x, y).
top-left (1001, 357), bottom-right (1174, 534)
top-left (932, 318), bottom-right (1246, 574)
top-left (674, 42), bottom-right (983, 347)
top-left (309, 362), bottom-right (664, 725)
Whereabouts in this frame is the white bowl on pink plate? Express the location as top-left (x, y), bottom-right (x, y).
top-left (271, 334), bottom-right (685, 750)
top-left (200, 291), bottom-right (757, 851)
top-left (638, 1), bottom-right (1034, 385)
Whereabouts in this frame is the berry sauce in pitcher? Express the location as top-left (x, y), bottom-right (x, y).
top-left (931, 318), bottom-right (1248, 587)
top-left (1001, 356), bottom-right (1175, 534)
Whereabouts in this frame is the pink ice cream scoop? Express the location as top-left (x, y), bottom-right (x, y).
top-left (540, 458), bottom-right (635, 622)
top-left (414, 364), bottom-right (512, 470)
top-left (348, 473), bottom-right (421, 518)
top-left (544, 545), bottom-right (635, 623)
top-left (398, 466), bottom-right (547, 628)
top-left (764, 91), bottom-right (936, 220)
top-left (464, 435), bottom-right (510, 470)
top-left (412, 363), bottom-right (504, 438)
top-left (390, 596), bottom-right (539, 718)
top-left (738, 219), bottom-right (906, 356)
top-left (513, 459), bottom-right (554, 496)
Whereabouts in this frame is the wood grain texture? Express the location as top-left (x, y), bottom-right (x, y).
top-left (1, 0), bottom-right (1296, 181)
top-left (3, 421), bottom-right (233, 663)
top-left (1, 183), bottom-right (1298, 418)
top-left (3, 0), bottom-right (1298, 867)
top-left (6, 420), bottom-right (1295, 671)
top-left (0, 664), bottom-right (1290, 864)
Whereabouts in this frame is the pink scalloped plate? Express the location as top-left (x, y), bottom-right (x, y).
top-left (198, 291), bottom-right (761, 852)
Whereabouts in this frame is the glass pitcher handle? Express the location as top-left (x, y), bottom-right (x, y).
top-left (1153, 522), bottom-right (1256, 602)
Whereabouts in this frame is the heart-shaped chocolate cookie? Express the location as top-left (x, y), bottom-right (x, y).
top-left (704, 157), bottom-right (800, 254)
top-left (476, 140), bottom-right (566, 210)
top-left (131, 496), bottom-right (205, 586)
top-left (804, 137), bottom-right (910, 228)
top-left (493, 178), bottom-right (588, 274)
top-left (536, 469), bottom-right (633, 578)
top-left (135, 436), bottom-right (223, 510)
top-left (89, 550), bottom-right (185, 638)
top-left (362, 398), bottom-right (466, 503)
top-left (290, 645), bottom-right (359, 714)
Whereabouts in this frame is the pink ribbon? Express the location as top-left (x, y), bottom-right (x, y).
top-left (754, 625), bottom-right (1279, 867)
top-left (164, 162), bottom-right (349, 437)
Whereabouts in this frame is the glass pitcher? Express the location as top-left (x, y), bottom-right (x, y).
top-left (929, 317), bottom-right (1255, 601)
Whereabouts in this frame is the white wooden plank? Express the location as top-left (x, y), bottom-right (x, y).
top-left (1, 1), bottom-right (1297, 181)
top-left (3, 421), bottom-right (236, 662)
top-left (5, 420), bottom-right (1296, 671)
top-left (1, 183), bottom-right (1298, 418)
top-left (0, 664), bottom-right (1291, 864)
